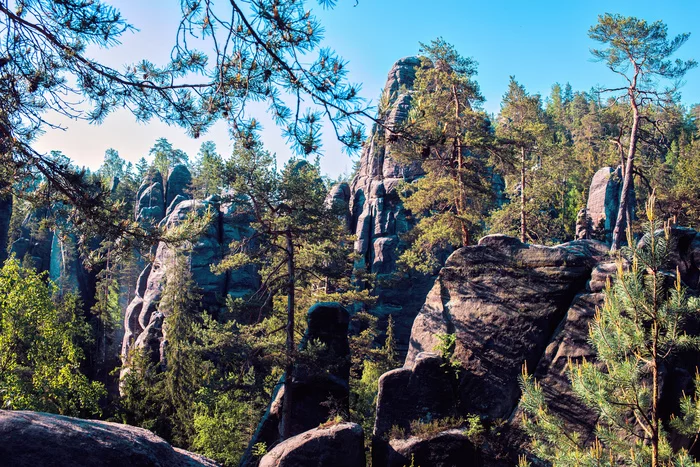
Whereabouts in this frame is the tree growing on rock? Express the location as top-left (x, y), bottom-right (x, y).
top-left (396, 38), bottom-right (495, 272)
top-left (589, 14), bottom-right (696, 250)
top-left (215, 139), bottom-right (369, 439)
top-left (496, 77), bottom-right (548, 243)
top-left (520, 195), bottom-right (700, 467)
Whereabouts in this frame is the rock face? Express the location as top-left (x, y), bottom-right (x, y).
top-left (121, 193), bottom-right (258, 366)
top-left (370, 224), bottom-right (700, 465)
top-left (136, 170), bottom-right (166, 227)
top-left (0, 410), bottom-right (218, 467)
top-left (243, 303), bottom-right (352, 465)
top-left (122, 166), bottom-right (259, 368)
top-left (404, 235), bottom-right (607, 418)
top-left (347, 57), bottom-right (434, 355)
top-left (585, 166), bottom-right (633, 242)
top-left (386, 430), bottom-right (481, 467)
top-left (166, 164), bottom-right (192, 211)
top-left (259, 422), bottom-right (365, 467)
top-left (373, 235), bottom-right (610, 465)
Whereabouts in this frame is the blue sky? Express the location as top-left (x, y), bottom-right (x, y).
top-left (33, 0), bottom-right (700, 178)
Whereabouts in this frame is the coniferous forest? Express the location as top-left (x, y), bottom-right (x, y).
top-left (2, 2), bottom-right (700, 467)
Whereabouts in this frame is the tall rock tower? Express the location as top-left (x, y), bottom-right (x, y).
top-left (348, 57), bottom-right (435, 354)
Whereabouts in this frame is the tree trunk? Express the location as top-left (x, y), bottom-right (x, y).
top-left (520, 146), bottom-right (526, 243)
top-left (452, 84), bottom-right (469, 247)
top-left (611, 90), bottom-right (639, 251)
top-left (281, 230), bottom-right (295, 440)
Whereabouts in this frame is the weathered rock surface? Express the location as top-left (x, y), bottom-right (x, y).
top-left (386, 430), bottom-right (481, 467)
top-left (403, 236), bottom-right (608, 419)
top-left (372, 235), bottom-right (610, 466)
top-left (259, 422), bottom-right (365, 467)
top-left (136, 170), bottom-right (166, 226)
top-left (243, 303), bottom-right (352, 466)
top-left (0, 410), bottom-right (218, 467)
top-left (121, 194), bottom-right (258, 365)
top-left (347, 57), bottom-right (433, 356)
top-left (166, 164), bottom-right (193, 210)
top-left (585, 166), bottom-right (632, 242)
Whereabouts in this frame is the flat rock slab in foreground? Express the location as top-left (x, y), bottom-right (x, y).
top-left (0, 410), bottom-right (219, 467)
top-left (259, 422), bottom-right (365, 467)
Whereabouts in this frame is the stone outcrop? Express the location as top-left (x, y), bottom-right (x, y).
top-left (369, 222), bottom-right (700, 465)
top-left (243, 303), bottom-right (352, 465)
top-left (121, 193), bottom-right (258, 366)
top-left (166, 164), bottom-right (192, 210)
top-left (0, 410), bottom-right (218, 467)
top-left (584, 166), bottom-right (633, 242)
top-left (373, 235), bottom-right (610, 465)
top-left (259, 422), bottom-right (365, 467)
top-left (386, 430), bottom-right (481, 467)
top-left (403, 235), bottom-right (608, 418)
top-left (347, 57), bottom-right (434, 355)
top-left (136, 170), bottom-right (166, 226)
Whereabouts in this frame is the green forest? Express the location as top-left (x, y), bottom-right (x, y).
top-left (2, 2), bottom-right (700, 467)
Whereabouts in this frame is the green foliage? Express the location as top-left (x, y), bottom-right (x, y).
top-left (0, 258), bottom-right (105, 416)
top-left (433, 332), bottom-right (461, 377)
top-left (191, 141), bottom-right (224, 198)
top-left (149, 138), bottom-right (189, 182)
top-left (349, 313), bottom-right (400, 442)
top-left (395, 38), bottom-right (495, 270)
top-left (520, 196), bottom-right (700, 466)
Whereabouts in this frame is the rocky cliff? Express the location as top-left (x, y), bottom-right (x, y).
top-left (347, 57), bottom-right (434, 355)
top-left (368, 226), bottom-right (700, 466)
top-left (121, 165), bottom-right (259, 368)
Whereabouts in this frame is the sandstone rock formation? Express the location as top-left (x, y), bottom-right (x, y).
top-left (347, 57), bottom-right (434, 355)
top-left (243, 303), bottom-right (352, 465)
top-left (585, 166), bottom-right (633, 242)
top-left (373, 235), bottom-right (610, 465)
top-left (259, 422), bottom-right (365, 467)
top-left (370, 223), bottom-right (700, 465)
top-left (0, 410), bottom-right (219, 467)
top-left (386, 429), bottom-right (481, 467)
top-left (121, 192), bottom-right (258, 366)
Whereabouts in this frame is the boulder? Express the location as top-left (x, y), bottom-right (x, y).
top-left (0, 410), bottom-right (218, 467)
top-left (259, 422), bottom-right (365, 467)
top-left (386, 429), bottom-right (481, 467)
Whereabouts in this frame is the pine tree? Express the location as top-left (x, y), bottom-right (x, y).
top-left (396, 38), bottom-right (495, 271)
top-left (496, 77), bottom-right (548, 243)
top-left (520, 195), bottom-right (700, 467)
top-left (149, 138), bottom-right (188, 183)
top-left (216, 139), bottom-right (369, 440)
top-left (589, 14), bottom-right (697, 250)
top-left (191, 141), bottom-right (224, 198)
